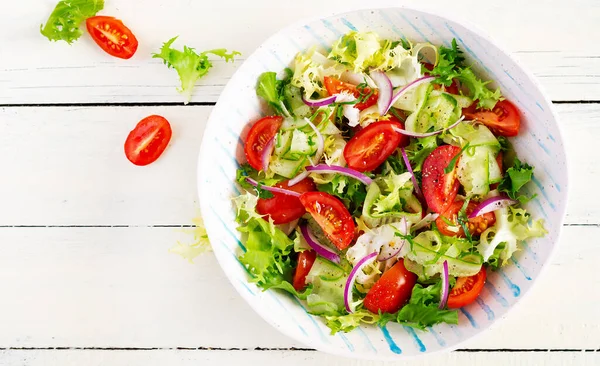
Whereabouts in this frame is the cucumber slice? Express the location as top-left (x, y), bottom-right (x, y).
top-left (457, 146), bottom-right (491, 197)
top-left (412, 91), bottom-right (460, 133)
top-left (282, 130), bottom-right (316, 160)
top-left (274, 130), bottom-right (292, 157)
top-left (488, 149), bottom-right (503, 184)
top-left (269, 156), bottom-right (306, 178)
top-left (306, 257), bottom-right (347, 315)
top-left (404, 83), bottom-right (433, 131)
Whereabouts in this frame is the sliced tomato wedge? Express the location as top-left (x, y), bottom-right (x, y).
top-left (256, 178), bottom-right (316, 224)
top-left (447, 268), bottom-right (487, 308)
top-left (86, 16), bottom-right (138, 59)
top-left (299, 192), bottom-right (355, 250)
top-left (422, 145), bottom-right (462, 213)
top-left (364, 259), bottom-right (417, 314)
top-left (343, 120), bottom-right (405, 172)
top-left (463, 100), bottom-right (521, 137)
top-left (243, 116), bottom-right (283, 171)
top-left (293, 250), bottom-right (317, 291)
top-left (323, 76), bottom-right (378, 111)
top-left (124, 115), bottom-right (172, 166)
top-left (436, 200), bottom-right (497, 237)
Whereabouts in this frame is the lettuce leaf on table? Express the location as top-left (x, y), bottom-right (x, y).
top-left (40, 0), bottom-right (104, 43)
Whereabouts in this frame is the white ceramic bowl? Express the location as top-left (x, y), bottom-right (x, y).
top-left (198, 7), bottom-right (568, 360)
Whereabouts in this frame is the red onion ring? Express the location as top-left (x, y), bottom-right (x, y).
top-left (400, 147), bottom-right (423, 199)
top-left (287, 170), bottom-right (310, 187)
top-left (370, 70), bottom-right (393, 116)
top-left (439, 260), bottom-right (449, 309)
top-left (245, 177), bottom-right (301, 198)
top-left (377, 217), bottom-right (409, 261)
top-left (344, 252), bottom-right (378, 313)
top-left (412, 213), bottom-right (440, 232)
top-left (469, 196), bottom-right (518, 218)
top-left (261, 137), bottom-right (275, 172)
top-left (300, 224), bottom-right (340, 264)
top-left (392, 116), bottom-right (464, 138)
top-left (302, 94), bottom-right (338, 107)
top-left (305, 164), bottom-right (373, 185)
top-left (385, 76), bottom-right (435, 115)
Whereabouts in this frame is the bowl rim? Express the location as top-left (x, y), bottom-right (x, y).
top-left (197, 5), bottom-right (569, 360)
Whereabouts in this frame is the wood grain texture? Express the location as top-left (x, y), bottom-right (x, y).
top-left (1, 350), bottom-right (599, 366)
top-left (0, 104), bottom-right (593, 225)
top-left (0, 0), bottom-right (598, 104)
top-left (0, 226), bottom-right (597, 349)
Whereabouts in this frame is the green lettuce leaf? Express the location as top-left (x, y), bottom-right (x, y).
top-left (396, 281), bottom-right (459, 330)
top-left (317, 175), bottom-right (367, 216)
top-left (325, 309), bottom-right (380, 334)
top-left (498, 157), bottom-right (535, 203)
top-left (40, 0), bottom-right (104, 43)
top-left (153, 37), bottom-right (240, 104)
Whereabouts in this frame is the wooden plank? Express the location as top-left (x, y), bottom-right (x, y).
top-left (0, 104), bottom-right (594, 225)
top-left (0, 0), bottom-right (598, 104)
top-left (1, 349), bottom-right (599, 366)
top-left (0, 226), bottom-right (597, 349)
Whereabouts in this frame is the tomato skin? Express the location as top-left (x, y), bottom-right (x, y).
top-left (463, 100), bottom-right (521, 137)
top-left (364, 259), bottom-right (417, 314)
top-left (86, 16), bottom-right (138, 59)
top-left (447, 268), bottom-right (487, 308)
top-left (323, 77), bottom-right (378, 111)
top-left (436, 201), bottom-right (497, 237)
top-left (124, 115), bottom-right (172, 166)
top-left (422, 145), bottom-right (462, 213)
top-left (243, 116), bottom-right (283, 171)
top-left (256, 178), bottom-right (316, 224)
top-left (293, 250), bottom-right (317, 291)
top-left (299, 192), bottom-right (355, 250)
top-left (343, 121), bottom-right (405, 172)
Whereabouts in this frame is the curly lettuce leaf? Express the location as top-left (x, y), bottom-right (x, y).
top-left (169, 215), bottom-right (211, 263)
top-left (317, 174), bottom-right (367, 216)
top-left (292, 47), bottom-right (345, 98)
top-left (430, 39), bottom-right (502, 109)
top-left (498, 157), bottom-right (536, 203)
top-left (153, 37), bottom-right (240, 104)
top-left (396, 281), bottom-right (458, 330)
top-left (325, 309), bottom-right (380, 334)
top-left (40, 0), bottom-right (104, 43)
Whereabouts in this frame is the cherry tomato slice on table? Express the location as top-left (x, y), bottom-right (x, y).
top-left (422, 145), bottom-right (462, 213)
top-left (256, 178), bottom-right (316, 225)
top-left (86, 16), bottom-right (138, 59)
top-left (436, 200), bottom-right (496, 238)
top-left (323, 76), bottom-right (378, 111)
top-left (293, 250), bottom-right (317, 291)
top-left (243, 116), bottom-right (283, 171)
top-left (364, 259), bottom-right (417, 314)
top-left (299, 192), bottom-right (355, 250)
top-left (447, 268), bottom-right (487, 308)
top-left (124, 115), bottom-right (172, 166)
top-left (463, 100), bottom-right (521, 137)
top-left (343, 120), bottom-right (406, 172)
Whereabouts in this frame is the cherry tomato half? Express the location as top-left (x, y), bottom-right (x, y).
top-left (256, 178), bottom-right (316, 225)
top-left (343, 120), bottom-right (405, 172)
top-left (436, 201), bottom-right (496, 238)
top-left (124, 115), bottom-right (172, 166)
top-left (463, 100), bottom-right (521, 137)
top-left (422, 145), bottom-right (462, 213)
top-left (86, 16), bottom-right (138, 59)
top-left (293, 250), bottom-right (317, 291)
top-left (299, 192), bottom-right (355, 250)
top-left (243, 116), bottom-right (283, 171)
top-left (323, 76), bottom-right (378, 111)
top-left (447, 268), bottom-right (487, 308)
top-left (364, 259), bottom-right (417, 314)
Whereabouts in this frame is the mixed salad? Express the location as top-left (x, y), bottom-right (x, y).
top-left (234, 31), bottom-right (547, 333)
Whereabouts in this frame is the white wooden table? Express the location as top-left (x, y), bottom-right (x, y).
top-left (1, 1), bottom-right (598, 365)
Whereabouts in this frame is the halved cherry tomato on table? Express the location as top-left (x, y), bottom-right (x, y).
top-left (463, 100), bottom-right (521, 137)
top-left (436, 200), bottom-right (496, 238)
top-left (124, 115), bottom-right (172, 166)
top-left (447, 268), bottom-right (487, 308)
top-left (299, 192), bottom-right (355, 250)
top-left (86, 16), bottom-right (138, 59)
top-left (422, 145), bottom-right (462, 213)
top-left (323, 76), bottom-right (378, 111)
top-left (256, 178), bottom-right (316, 224)
top-left (243, 116), bottom-right (283, 171)
top-left (343, 120), bottom-right (406, 172)
top-left (364, 259), bottom-right (417, 314)
top-left (293, 250), bottom-right (317, 291)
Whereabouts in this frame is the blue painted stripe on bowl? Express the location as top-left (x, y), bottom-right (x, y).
top-left (285, 35), bottom-right (303, 52)
top-left (498, 271), bottom-right (521, 297)
top-left (268, 292), bottom-right (310, 337)
top-left (397, 13), bottom-right (430, 43)
top-left (379, 325), bottom-right (402, 354)
top-left (403, 326), bottom-right (426, 352)
top-left (322, 19), bottom-right (343, 37)
top-left (356, 327), bottom-right (377, 353)
top-left (213, 236), bottom-right (252, 276)
top-left (238, 279), bottom-right (256, 296)
top-left (475, 298), bottom-right (495, 321)
top-left (485, 281), bottom-right (509, 307)
top-left (378, 11), bottom-right (405, 38)
top-left (548, 134), bottom-right (556, 142)
top-left (531, 175), bottom-right (556, 211)
top-left (420, 17), bottom-right (450, 47)
top-left (209, 205), bottom-right (246, 252)
top-left (289, 296), bottom-right (329, 344)
top-left (521, 241), bottom-right (539, 263)
top-left (449, 324), bottom-right (462, 338)
top-left (501, 69), bottom-right (546, 113)
top-left (460, 308), bottom-right (478, 329)
top-left (339, 333), bottom-right (355, 352)
top-left (427, 326), bottom-right (447, 347)
top-left (340, 17), bottom-right (357, 31)
top-left (303, 25), bottom-right (330, 50)
top-left (510, 257), bottom-right (532, 280)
